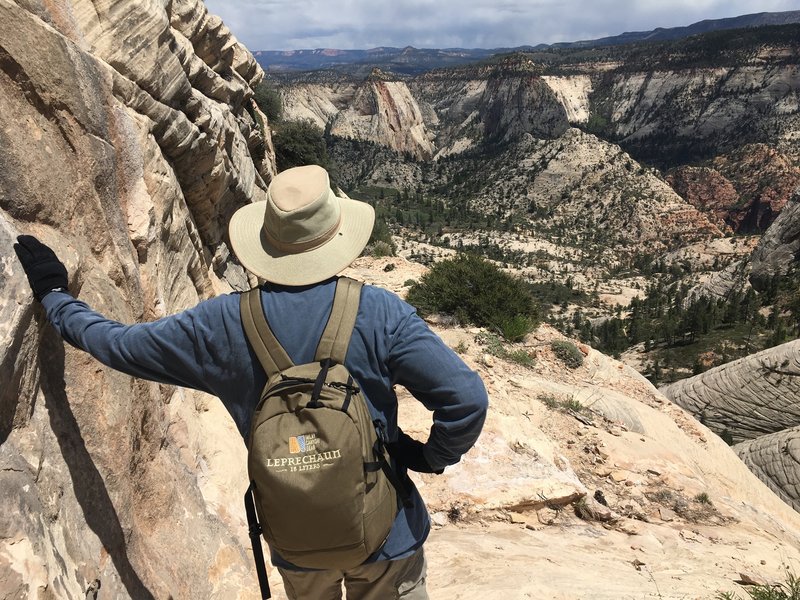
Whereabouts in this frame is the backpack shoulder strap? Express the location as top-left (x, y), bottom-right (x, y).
top-left (314, 277), bottom-right (363, 364)
top-left (240, 288), bottom-right (294, 378)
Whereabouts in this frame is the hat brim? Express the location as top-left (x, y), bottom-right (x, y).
top-left (228, 195), bottom-right (375, 286)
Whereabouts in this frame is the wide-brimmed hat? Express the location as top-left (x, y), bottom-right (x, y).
top-left (229, 165), bottom-right (375, 286)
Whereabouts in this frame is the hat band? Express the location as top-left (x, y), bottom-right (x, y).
top-left (262, 213), bottom-right (342, 254)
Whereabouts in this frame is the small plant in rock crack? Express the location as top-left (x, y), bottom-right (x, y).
top-left (475, 332), bottom-right (536, 368)
top-left (561, 398), bottom-right (585, 413)
top-left (538, 393), bottom-right (561, 410)
top-left (454, 340), bottom-right (469, 354)
top-left (447, 504), bottom-right (464, 523)
top-left (694, 492), bottom-right (712, 505)
top-left (537, 393), bottom-right (584, 414)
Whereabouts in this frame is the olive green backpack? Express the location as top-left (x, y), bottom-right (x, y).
top-left (240, 277), bottom-right (410, 599)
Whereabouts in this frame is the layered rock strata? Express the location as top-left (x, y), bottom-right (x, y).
top-left (661, 340), bottom-right (800, 444)
top-left (281, 63), bottom-right (570, 160)
top-left (0, 0), bottom-right (272, 598)
top-left (667, 146), bottom-right (800, 234)
top-left (736, 427), bottom-right (800, 511)
top-left (601, 64), bottom-right (800, 166)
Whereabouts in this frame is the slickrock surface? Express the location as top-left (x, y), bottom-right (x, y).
top-left (736, 427), bottom-right (800, 512)
top-left (662, 334), bottom-right (800, 513)
top-left (661, 341), bottom-right (800, 443)
top-left (344, 257), bottom-right (800, 600)
top-left (687, 259), bottom-right (752, 301)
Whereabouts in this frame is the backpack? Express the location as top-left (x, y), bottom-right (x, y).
top-left (239, 277), bottom-right (410, 599)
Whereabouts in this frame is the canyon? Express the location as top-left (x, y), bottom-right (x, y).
top-left (1, 2), bottom-right (799, 599)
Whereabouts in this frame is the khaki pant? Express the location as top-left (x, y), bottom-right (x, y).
top-left (278, 548), bottom-right (428, 600)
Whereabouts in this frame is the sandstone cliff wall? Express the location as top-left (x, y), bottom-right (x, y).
top-left (749, 187), bottom-right (800, 290)
top-left (542, 75), bottom-right (593, 124)
top-left (281, 68), bottom-right (570, 160)
top-left (281, 79), bottom-right (435, 160)
top-left (0, 1), bottom-right (274, 598)
top-left (601, 65), bottom-right (800, 165)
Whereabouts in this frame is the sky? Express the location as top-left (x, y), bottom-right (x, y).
top-left (203, 0), bottom-right (799, 51)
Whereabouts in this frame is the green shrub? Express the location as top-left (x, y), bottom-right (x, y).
top-left (272, 120), bottom-right (331, 173)
top-left (506, 348), bottom-right (535, 367)
top-left (562, 398), bottom-right (585, 412)
top-left (253, 82), bottom-right (282, 123)
top-left (498, 314), bottom-right (536, 343)
top-left (367, 241), bottom-right (394, 258)
top-left (406, 253), bottom-right (539, 341)
top-left (474, 332), bottom-right (535, 368)
top-left (367, 216), bottom-right (396, 256)
top-left (475, 331), bottom-right (505, 356)
top-left (550, 340), bottom-right (584, 369)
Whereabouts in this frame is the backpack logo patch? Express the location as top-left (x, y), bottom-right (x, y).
top-left (289, 435), bottom-right (306, 454)
top-left (289, 433), bottom-right (317, 454)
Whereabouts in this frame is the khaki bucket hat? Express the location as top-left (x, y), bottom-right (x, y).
top-left (229, 165), bottom-right (375, 286)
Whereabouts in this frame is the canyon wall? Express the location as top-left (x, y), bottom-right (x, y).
top-left (0, 0), bottom-right (274, 597)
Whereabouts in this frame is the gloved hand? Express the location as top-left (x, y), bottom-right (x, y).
top-left (387, 430), bottom-right (444, 474)
top-left (13, 235), bottom-right (69, 301)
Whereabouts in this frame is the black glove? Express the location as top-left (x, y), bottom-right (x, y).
top-left (387, 430), bottom-right (444, 474)
top-left (13, 235), bottom-right (69, 301)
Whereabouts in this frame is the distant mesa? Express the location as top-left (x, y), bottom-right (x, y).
top-left (256, 10), bottom-right (800, 74)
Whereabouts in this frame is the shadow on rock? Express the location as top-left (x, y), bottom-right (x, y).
top-left (38, 326), bottom-right (156, 600)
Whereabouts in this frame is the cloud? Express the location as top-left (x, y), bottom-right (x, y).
top-left (204, 0), bottom-right (799, 50)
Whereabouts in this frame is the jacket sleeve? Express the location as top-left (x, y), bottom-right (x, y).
top-left (41, 291), bottom-right (215, 393)
top-left (386, 309), bottom-right (488, 472)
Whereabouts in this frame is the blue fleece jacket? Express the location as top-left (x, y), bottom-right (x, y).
top-left (41, 277), bottom-right (488, 568)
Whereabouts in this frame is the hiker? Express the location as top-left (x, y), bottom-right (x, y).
top-left (14, 164), bottom-right (488, 600)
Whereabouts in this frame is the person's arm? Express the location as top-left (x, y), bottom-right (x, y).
top-left (41, 292), bottom-right (215, 393)
top-left (387, 309), bottom-right (488, 472)
top-left (14, 234), bottom-right (216, 393)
